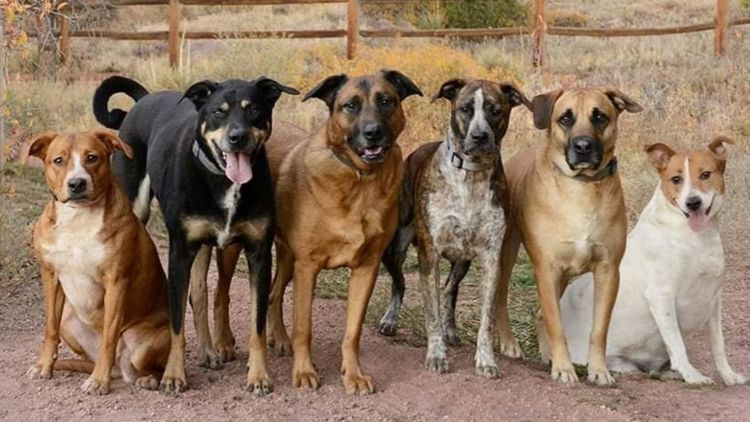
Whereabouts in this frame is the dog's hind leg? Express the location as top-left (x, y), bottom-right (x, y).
top-left (132, 175), bottom-right (153, 223)
top-left (213, 244), bottom-right (241, 362)
top-left (442, 260), bottom-right (470, 346)
top-left (378, 224), bottom-right (414, 336)
top-left (495, 227), bottom-right (523, 359)
top-left (189, 245), bottom-right (223, 369)
top-left (268, 241), bottom-right (294, 357)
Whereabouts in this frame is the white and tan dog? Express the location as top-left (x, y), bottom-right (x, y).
top-left (559, 137), bottom-right (746, 385)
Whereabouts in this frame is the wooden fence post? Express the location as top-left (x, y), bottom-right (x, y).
top-left (58, 5), bottom-right (71, 65)
top-left (531, 0), bottom-right (546, 68)
top-left (168, 0), bottom-right (181, 68)
top-left (0, 10), bottom-right (5, 172)
top-left (346, 0), bottom-right (359, 60)
top-left (715, 0), bottom-right (728, 56)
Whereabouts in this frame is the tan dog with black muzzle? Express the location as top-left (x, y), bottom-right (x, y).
top-left (495, 87), bottom-right (642, 385)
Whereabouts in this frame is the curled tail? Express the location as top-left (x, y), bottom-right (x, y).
top-left (93, 76), bottom-right (149, 130)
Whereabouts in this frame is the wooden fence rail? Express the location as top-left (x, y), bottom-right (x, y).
top-left (45, 0), bottom-right (750, 68)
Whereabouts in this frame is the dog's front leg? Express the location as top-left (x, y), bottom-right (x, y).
top-left (244, 235), bottom-right (273, 396)
top-left (588, 261), bottom-right (618, 386)
top-left (418, 241), bottom-right (448, 373)
top-left (340, 259), bottom-right (379, 395)
top-left (82, 273), bottom-right (127, 395)
top-left (291, 261), bottom-right (321, 390)
top-left (189, 245), bottom-right (223, 369)
top-left (708, 296), bottom-right (746, 385)
top-left (441, 260), bottom-right (470, 346)
top-left (27, 265), bottom-right (65, 380)
top-left (214, 244), bottom-right (242, 362)
top-left (475, 253), bottom-right (500, 379)
top-left (161, 238), bottom-right (198, 393)
top-left (535, 264), bottom-right (577, 384)
top-left (645, 285), bottom-right (713, 384)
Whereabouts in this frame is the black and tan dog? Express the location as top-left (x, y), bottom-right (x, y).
top-left (376, 79), bottom-right (531, 375)
top-left (216, 70), bottom-right (422, 394)
top-left (93, 76), bottom-right (298, 394)
top-left (496, 87), bottom-right (642, 385)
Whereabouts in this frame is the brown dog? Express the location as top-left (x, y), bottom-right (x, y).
top-left (216, 70), bottom-right (422, 394)
top-left (495, 88), bottom-right (642, 385)
top-left (26, 131), bottom-right (170, 394)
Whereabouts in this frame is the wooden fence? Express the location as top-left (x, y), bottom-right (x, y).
top-left (39, 0), bottom-right (750, 68)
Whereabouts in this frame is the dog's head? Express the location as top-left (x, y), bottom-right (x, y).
top-left (432, 79), bottom-right (531, 160)
top-left (533, 87), bottom-right (642, 178)
top-left (29, 130), bottom-right (134, 205)
top-left (645, 137), bottom-right (733, 232)
top-left (184, 77), bottom-right (299, 184)
top-left (304, 69), bottom-right (422, 170)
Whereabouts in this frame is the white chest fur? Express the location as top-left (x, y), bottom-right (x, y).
top-left (41, 204), bottom-right (106, 324)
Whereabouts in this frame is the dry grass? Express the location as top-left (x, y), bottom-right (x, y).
top-left (3, 0), bottom-right (750, 362)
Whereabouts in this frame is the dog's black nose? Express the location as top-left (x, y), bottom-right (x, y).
top-left (68, 178), bottom-right (87, 194)
top-left (572, 137), bottom-right (594, 155)
top-left (470, 131), bottom-right (490, 144)
top-left (686, 196), bottom-right (702, 211)
top-left (228, 129), bottom-right (247, 145)
top-left (362, 123), bottom-right (384, 142)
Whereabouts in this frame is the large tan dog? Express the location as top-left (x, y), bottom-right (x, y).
top-left (26, 131), bottom-right (170, 394)
top-left (216, 70), bottom-right (422, 394)
top-left (495, 88), bottom-right (642, 385)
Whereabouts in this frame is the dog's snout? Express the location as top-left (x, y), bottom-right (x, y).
top-left (686, 196), bottom-right (702, 211)
top-left (228, 128), bottom-right (247, 145)
top-left (362, 123), bottom-right (384, 142)
top-left (471, 131), bottom-right (490, 144)
top-left (68, 178), bottom-right (87, 194)
top-left (572, 137), bottom-right (595, 155)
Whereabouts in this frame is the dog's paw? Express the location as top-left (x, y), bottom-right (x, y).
top-left (246, 370), bottom-right (273, 397)
top-left (587, 367), bottom-right (616, 386)
top-left (378, 319), bottom-right (398, 337)
top-left (268, 333), bottom-right (293, 357)
top-left (214, 341), bottom-right (237, 363)
top-left (26, 364), bottom-right (52, 380)
top-left (159, 373), bottom-right (187, 394)
top-left (342, 371), bottom-right (375, 395)
top-left (292, 362), bottom-right (320, 390)
top-left (425, 356), bottom-right (450, 374)
top-left (682, 369), bottom-right (715, 385)
top-left (720, 371), bottom-right (747, 386)
top-left (476, 364), bottom-right (500, 379)
top-left (499, 338), bottom-right (524, 359)
top-left (81, 376), bottom-right (110, 395)
top-left (134, 375), bottom-right (159, 390)
top-left (198, 349), bottom-right (224, 370)
top-left (444, 330), bottom-right (462, 347)
top-left (551, 364), bottom-right (579, 385)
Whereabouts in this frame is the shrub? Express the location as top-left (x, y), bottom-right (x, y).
top-left (366, 0), bottom-right (527, 30)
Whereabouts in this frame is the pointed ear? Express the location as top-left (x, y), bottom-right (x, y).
top-left (500, 83), bottom-right (532, 111)
top-left (644, 143), bottom-right (676, 172)
top-left (29, 133), bottom-right (58, 161)
top-left (380, 69), bottom-right (423, 100)
top-left (604, 88), bottom-right (643, 113)
top-left (181, 80), bottom-right (219, 109)
top-left (532, 89), bottom-right (563, 130)
top-left (255, 77), bottom-right (300, 104)
top-left (93, 130), bottom-right (134, 159)
top-left (431, 79), bottom-right (467, 103)
top-left (708, 136), bottom-right (734, 160)
top-left (303, 74), bottom-right (348, 110)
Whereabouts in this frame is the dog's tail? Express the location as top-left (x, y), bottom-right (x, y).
top-left (53, 359), bottom-right (95, 373)
top-left (93, 76), bottom-right (149, 130)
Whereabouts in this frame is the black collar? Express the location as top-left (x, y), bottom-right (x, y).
top-left (444, 140), bottom-right (494, 172)
top-left (192, 139), bottom-right (224, 176)
top-left (331, 148), bottom-right (373, 178)
top-left (563, 157), bottom-right (618, 182)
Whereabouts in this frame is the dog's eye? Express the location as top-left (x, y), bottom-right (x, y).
top-left (213, 109), bottom-right (226, 118)
top-left (53, 157), bottom-right (64, 166)
top-left (491, 106), bottom-right (502, 116)
top-left (558, 113), bottom-right (574, 127)
top-left (460, 104), bottom-right (473, 114)
top-left (246, 105), bottom-right (259, 116)
top-left (700, 171), bottom-right (712, 180)
top-left (592, 110), bottom-right (609, 125)
top-left (378, 97), bottom-right (393, 107)
top-left (671, 175), bottom-right (682, 185)
top-left (86, 154), bottom-right (98, 163)
top-left (343, 101), bottom-right (358, 112)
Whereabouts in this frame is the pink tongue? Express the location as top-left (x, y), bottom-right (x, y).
top-left (225, 152), bottom-right (253, 184)
top-left (687, 213), bottom-right (709, 232)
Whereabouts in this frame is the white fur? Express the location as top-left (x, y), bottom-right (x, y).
top-left (466, 89), bottom-right (490, 143)
top-left (64, 152), bottom-right (92, 190)
top-left (560, 168), bottom-right (745, 385)
top-left (133, 175), bottom-right (151, 222)
top-left (217, 183), bottom-right (241, 248)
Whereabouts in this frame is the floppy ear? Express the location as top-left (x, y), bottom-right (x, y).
top-left (431, 79), bottom-right (467, 103)
top-left (255, 77), bottom-right (300, 104)
top-left (604, 88), bottom-right (643, 114)
top-left (29, 133), bottom-right (58, 161)
top-left (380, 69), bottom-right (423, 100)
top-left (644, 143), bottom-right (676, 172)
top-left (93, 130), bottom-right (134, 159)
top-left (500, 83), bottom-right (532, 111)
top-left (303, 74), bottom-right (348, 110)
top-left (182, 80), bottom-right (219, 110)
top-left (532, 89), bottom-right (563, 130)
top-left (708, 135), bottom-right (734, 160)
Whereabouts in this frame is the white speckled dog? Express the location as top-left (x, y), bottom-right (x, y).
top-left (559, 137), bottom-right (746, 385)
top-left (380, 79), bottom-right (531, 377)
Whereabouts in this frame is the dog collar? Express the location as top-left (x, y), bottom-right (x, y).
top-left (192, 139), bottom-right (225, 176)
top-left (444, 141), bottom-right (494, 172)
top-left (568, 157), bottom-right (618, 182)
top-left (331, 148), bottom-right (373, 178)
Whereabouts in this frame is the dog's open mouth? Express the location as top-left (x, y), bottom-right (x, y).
top-left (219, 150), bottom-right (253, 185)
top-left (680, 197), bottom-right (714, 233)
top-left (360, 146), bottom-right (386, 162)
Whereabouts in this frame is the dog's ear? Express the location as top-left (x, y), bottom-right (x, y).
top-left (604, 88), bottom-right (643, 114)
top-left (644, 143), bottom-right (676, 172)
top-left (532, 89), bottom-right (563, 130)
top-left (303, 74), bottom-right (349, 110)
top-left (255, 77), bottom-right (300, 104)
top-left (29, 132), bottom-right (58, 161)
top-left (182, 80), bottom-right (219, 110)
top-left (500, 83), bottom-right (533, 111)
top-left (93, 130), bottom-right (134, 159)
top-left (431, 79), bottom-right (466, 103)
top-left (380, 69), bottom-right (423, 100)
top-left (708, 135), bottom-right (734, 161)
